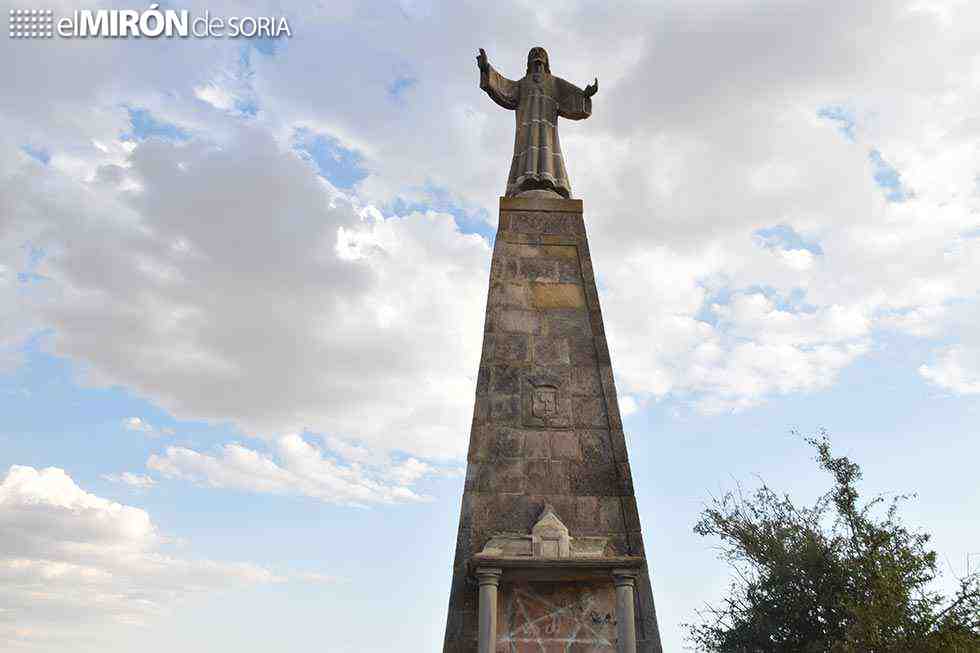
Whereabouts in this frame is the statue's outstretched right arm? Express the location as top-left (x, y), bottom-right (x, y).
top-left (477, 48), bottom-right (520, 110)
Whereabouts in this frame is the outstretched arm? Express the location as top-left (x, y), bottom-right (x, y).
top-left (477, 48), bottom-right (520, 110)
top-left (556, 77), bottom-right (595, 120)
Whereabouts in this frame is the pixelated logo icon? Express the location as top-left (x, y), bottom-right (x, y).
top-left (9, 8), bottom-right (54, 39)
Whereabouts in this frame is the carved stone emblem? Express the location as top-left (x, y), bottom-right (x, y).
top-left (522, 373), bottom-right (571, 429)
top-left (531, 385), bottom-right (558, 419)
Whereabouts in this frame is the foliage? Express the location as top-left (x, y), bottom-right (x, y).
top-left (687, 431), bottom-right (980, 652)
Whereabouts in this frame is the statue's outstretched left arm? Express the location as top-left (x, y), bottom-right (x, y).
top-left (556, 76), bottom-right (596, 120)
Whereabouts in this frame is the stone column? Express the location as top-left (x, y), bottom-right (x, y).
top-left (475, 567), bottom-right (502, 653)
top-left (613, 569), bottom-right (638, 653)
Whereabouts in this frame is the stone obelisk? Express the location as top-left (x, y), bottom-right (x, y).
top-left (442, 48), bottom-right (663, 652)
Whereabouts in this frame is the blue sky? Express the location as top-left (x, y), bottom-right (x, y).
top-left (1, 2), bottom-right (979, 651)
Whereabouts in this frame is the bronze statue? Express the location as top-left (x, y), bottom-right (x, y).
top-left (477, 47), bottom-right (597, 199)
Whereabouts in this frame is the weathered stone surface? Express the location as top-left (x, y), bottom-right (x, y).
top-left (550, 432), bottom-right (582, 460)
top-left (444, 196), bottom-right (662, 652)
top-left (496, 582), bottom-right (617, 650)
top-left (530, 282), bottom-right (586, 309)
top-left (491, 333), bottom-right (529, 363)
top-left (532, 335), bottom-right (570, 366)
top-left (490, 307), bottom-right (542, 335)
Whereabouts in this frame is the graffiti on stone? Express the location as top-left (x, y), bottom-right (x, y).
top-left (496, 582), bottom-right (616, 651)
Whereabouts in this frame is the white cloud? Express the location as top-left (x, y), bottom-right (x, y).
top-left (0, 465), bottom-right (277, 645)
top-left (193, 83), bottom-right (237, 112)
top-left (148, 434), bottom-right (435, 506)
top-left (122, 418), bottom-right (172, 438)
top-left (6, 130), bottom-right (488, 460)
top-left (919, 346), bottom-right (980, 395)
top-left (101, 472), bottom-right (156, 489)
top-left (1, 0), bottom-right (978, 450)
top-left (123, 417), bottom-right (153, 433)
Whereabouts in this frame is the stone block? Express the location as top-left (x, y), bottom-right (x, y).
top-left (524, 460), bottom-right (553, 494)
top-left (466, 425), bottom-right (489, 461)
top-left (481, 334), bottom-right (495, 363)
top-left (478, 458), bottom-right (524, 493)
top-left (475, 366), bottom-right (491, 396)
top-left (472, 397), bottom-right (490, 424)
top-left (526, 495), bottom-right (577, 527)
top-left (595, 337), bottom-right (612, 365)
top-left (584, 284), bottom-right (601, 311)
top-left (524, 430), bottom-right (551, 460)
top-left (538, 213), bottom-right (583, 235)
top-left (568, 462), bottom-right (620, 496)
top-left (598, 496), bottom-right (626, 532)
top-left (489, 281), bottom-right (530, 308)
top-left (490, 393), bottom-right (520, 424)
top-left (550, 431), bottom-right (581, 460)
top-left (579, 429), bottom-right (613, 463)
top-left (530, 283), bottom-right (586, 309)
top-left (490, 494), bottom-right (538, 533)
top-left (628, 530), bottom-right (646, 556)
top-left (608, 533), bottom-right (630, 556)
top-left (464, 463), bottom-right (479, 491)
top-left (621, 495), bottom-right (641, 531)
top-left (519, 257), bottom-right (559, 282)
top-left (567, 336), bottom-right (598, 366)
top-left (489, 427), bottom-right (525, 459)
top-left (531, 335), bottom-right (570, 366)
top-left (573, 396), bottom-right (609, 429)
top-left (574, 496), bottom-right (600, 533)
top-left (500, 242), bottom-right (538, 258)
top-left (490, 308), bottom-right (541, 335)
top-left (493, 334), bottom-right (529, 363)
top-left (609, 428), bottom-right (628, 462)
top-left (588, 309), bottom-right (605, 336)
top-left (543, 309), bottom-right (591, 338)
top-left (490, 365), bottom-right (522, 394)
top-left (618, 462), bottom-right (634, 495)
top-left (489, 255), bottom-right (518, 282)
top-left (569, 366), bottom-right (603, 396)
top-left (498, 195), bottom-right (583, 213)
top-left (526, 460), bottom-right (571, 495)
top-left (542, 244), bottom-right (578, 260)
top-left (556, 258), bottom-right (582, 283)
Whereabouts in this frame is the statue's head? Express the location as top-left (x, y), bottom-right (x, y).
top-left (526, 47), bottom-right (550, 74)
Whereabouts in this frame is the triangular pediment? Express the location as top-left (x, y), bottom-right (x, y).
top-left (531, 504), bottom-right (569, 536)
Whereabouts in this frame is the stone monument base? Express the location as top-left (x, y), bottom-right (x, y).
top-left (443, 195), bottom-right (663, 653)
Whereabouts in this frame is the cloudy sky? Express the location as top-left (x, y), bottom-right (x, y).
top-left (1, 0), bottom-right (979, 650)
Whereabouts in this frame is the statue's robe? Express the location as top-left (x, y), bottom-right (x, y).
top-left (480, 64), bottom-right (591, 198)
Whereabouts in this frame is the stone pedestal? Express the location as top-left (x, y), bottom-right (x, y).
top-left (443, 196), bottom-right (663, 652)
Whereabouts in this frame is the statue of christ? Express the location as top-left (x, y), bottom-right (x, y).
top-left (477, 47), bottom-right (598, 199)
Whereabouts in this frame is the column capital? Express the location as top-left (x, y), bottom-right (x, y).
top-left (612, 568), bottom-right (638, 587)
top-left (475, 566), bottom-right (503, 587)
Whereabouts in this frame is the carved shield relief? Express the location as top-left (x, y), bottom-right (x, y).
top-left (522, 374), bottom-right (571, 429)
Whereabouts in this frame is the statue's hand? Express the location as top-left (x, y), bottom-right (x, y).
top-left (584, 77), bottom-right (598, 98)
top-left (476, 48), bottom-right (489, 73)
